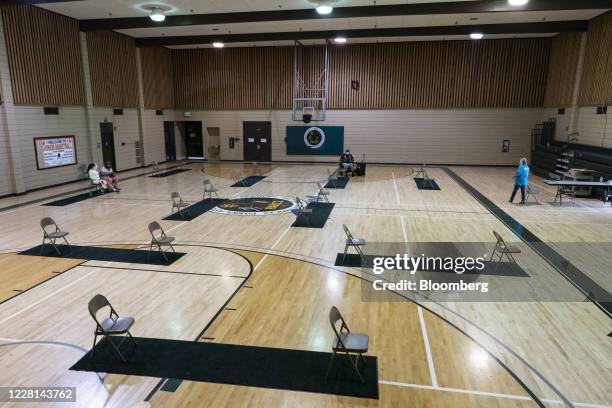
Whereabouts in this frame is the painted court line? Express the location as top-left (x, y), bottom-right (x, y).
top-left (417, 306), bottom-right (438, 387)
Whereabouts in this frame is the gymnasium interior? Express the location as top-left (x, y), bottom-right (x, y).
top-left (0, 0), bottom-right (611, 407)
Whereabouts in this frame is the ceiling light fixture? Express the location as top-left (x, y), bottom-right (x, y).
top-left (470, 32), bottom-right (484, 40)
top-left (508, 0), bottom-right (529, 6)
top-left (316, 5), bottom-right (333, 14)
top-left (334, 36), bottom-right (347, 44)
top-left (149, 7), bottom-right (165, 22)
top-left (212, 42), bottom-right (224, 48)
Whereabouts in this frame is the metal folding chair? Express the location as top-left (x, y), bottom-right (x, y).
top-left (170, 192), bottom-right (191, 219)
top-left (148, 221), bottom-right (176, 264)
top-left (554, 184), bottom-right (576, 205)
top-left (152, 161), bottom-right (160, 176)
top-left (490, 231), bottom-right (521, 272)
top-left (317, 182), bottom-right (330, 204)
top-left (525, 185), bottom-right (542, 204)
top-left (203, 179), bottom-right (219, 200)
top-left (40, 217), bottom-right (71, 255)
top-left (325, 306), bottom-right (369, 383)
top-left (326, 169), bottom-right (337, 188)
top-left (414, 164), bottom-right (428, 179)
top-left (252, 161), bottom-right (258, 176)
top-left (342, 224), bottom-right (366, 262)
top-left (295, 197), bottom-right (313, 226)
top-left (88, 294), bottom-right (137, 362)
top-left (234, 169), bottom-right (246, 186)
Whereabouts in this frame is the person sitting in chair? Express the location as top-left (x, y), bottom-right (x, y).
top-left (88, 163), bottom-right (115, 193)
top-left (340, 149), bottom-right (355, 176)
top-left (100, 162), bottom-right (120, 191)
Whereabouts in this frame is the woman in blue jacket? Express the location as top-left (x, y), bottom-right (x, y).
top-left (509, 158), bottom-right (529, 204)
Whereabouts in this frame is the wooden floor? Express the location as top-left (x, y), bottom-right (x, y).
top-left (0, 162), bottom-right (610, 408)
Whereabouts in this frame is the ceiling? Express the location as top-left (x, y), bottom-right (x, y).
top-left (34, 0), bottom-right (612, 47)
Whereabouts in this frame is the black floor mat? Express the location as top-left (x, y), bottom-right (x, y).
top-left (150, 169), bottom-right (191, 178)
top-left (325, 178), bottom-right (349, 189)
top-left (163, 199), bottom-right (227, 221)
top-left (414, 178), bottom-right (440, 190)
top-left (71, 337), bottom-right (379, 399)
top-left (19, 245), bottom-right (186, 265)
top-left (292, 202), bottom-right (335, 228)
top-left (334, 254), bottom-right (528, 277)
top-left (231, 176), bottom-right (266, 187)
top-left (42, 191), bottom-right (108, 206)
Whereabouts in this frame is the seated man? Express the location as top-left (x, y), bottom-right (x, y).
top-left (88, 163), bottom-right (115, 193)
top-left (339, 149), bottom-right (355, 176)
top-left (100, 161), bottom-right (120, 191)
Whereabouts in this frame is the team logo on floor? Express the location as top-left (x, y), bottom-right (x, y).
top-left (304, 127), bottom-right (326, 149)
top-left (212, 195), bottom-right (297, 216)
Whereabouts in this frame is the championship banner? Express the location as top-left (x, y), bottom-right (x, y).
top-left (34, 136), bottom-right (77, 170)
top-left (286, 126), bottom-right (344, 156)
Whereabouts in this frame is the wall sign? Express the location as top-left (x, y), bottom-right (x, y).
top-left (502, 139), bottom-right (510, 153)
top-left (286, 126), bottom-right (344, 155)
top-left (33, 135), bottom-right (77, 170)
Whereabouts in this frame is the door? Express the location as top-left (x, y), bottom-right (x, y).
top-left (207, 127), bottom-right (220, 161)
top-left (243, 121), bottom-right (271, 162)
top-left (100, 122), bottom-right (116, 170)
top-left (164, 121), bottom-right (176, 161)
top-left (185, 121), bottom-right (204, 159)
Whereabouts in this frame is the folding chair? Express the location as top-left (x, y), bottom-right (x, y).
top-left (317, 182), bottom-right (330, 204)
top-left (234, 169), bottom-right (246, 186)
top-left (170, 192), bottom-right (191, 219)
top-left (490, 231), bottom-right (521, 272)
top-left (295, 197), bottom-right (313, 226)
top-left (148, 221), bottom-right (176, 264)
top-left (152, 161), bottom-right (160, 176)
top-left (342, 224), bottom-right (366, 262)
top-left (252, 161), bottom-right (258, 176)
top-left (203, 179), bottom-right (219, 200)
top-left (554, 183), bottom-right (576, 205)
top-left (326, 169), bottom-right (337, 188)
top-left (88, 294), bottom-right (137, 362)
top-left (40, 217), bottom-right (71, 255)
top-left (525, 185), bottom-right (542, 204)
top-left (325, 306), bottom-right (369, 383)
top-left (89, 180), bottom-right (103, 196)
top-left (414, 165), bottom-right (428, 179)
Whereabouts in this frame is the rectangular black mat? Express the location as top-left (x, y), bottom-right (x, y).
top-left (414, 178), bottom-right (440, 190)
top-left (42, 191), bottom-right (107, 206)
top-left (231, 176), bottom-right (266, 187)
top-left (334, 254), bottom-right (528, 277)
top-left (163, 198), bottom-right (227, 221)
top-left (71, 337), bottom-right (379, 399)
top-left (325, 178), bottom-right (349, 189)
top-left (292, 202), bottom-right (335, 228)
top-left (19, 245), bottom-right (186, 265)
top-left (150, 169), bottom-right (191, 178)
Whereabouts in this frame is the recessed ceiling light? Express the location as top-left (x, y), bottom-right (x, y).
top-left (334, 37), bottom-right (347, 44)
top-left (212, 42), bottom-right (224, 48)
top-left (470, 32), bottom-right (484, 40)
top-left (149, 7), bottom-right (165, 22)
top-left (508, 0), bottom-right (529, 6)
top-left (316, 5), bottom-right (333, 14)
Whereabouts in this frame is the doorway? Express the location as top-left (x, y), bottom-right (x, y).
top-left (185, 121), bottom-right (204, 159)
top-left (100, 122), bottom-right (116, 170)
top-left (164, 121), bottom-right (176, 162)
top-left (207, 127), bottom-right (220, 161)
top-left (243, 121), bottom-right (271, 162)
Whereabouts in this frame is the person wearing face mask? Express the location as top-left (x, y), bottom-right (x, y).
top-left (340, 149), bottom-right (355, 176)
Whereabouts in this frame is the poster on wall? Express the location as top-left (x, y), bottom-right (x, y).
top-left (286, 126), bottom-right (344, 155)
top-left (33, 136), bottom-right (77, 170)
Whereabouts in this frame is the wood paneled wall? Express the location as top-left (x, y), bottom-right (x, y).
top-left (140, 46), bottom-right (174, 109)
top-left (579, 11), bottom-right (612, 106)
top-left (172, 38), bottom-right (551, 110)
top-left (0, 5), bottom-right (84, 106)
top-left (86, 31), bottom-right (139, 107)
top-left (173, 47), bottom-right (293, 110)
top-left (543, 32), bottom-right (582, 108)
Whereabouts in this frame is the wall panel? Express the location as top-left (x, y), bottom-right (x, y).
top-left (86, 31), bottom-right (139, 107)
top-left (579, 11), bottom-right (612, 106)
top-left (543, 33), bottom-right (582, 108)
top-left (0, 5), bottom-right (84, 106)
top-left (140, 46), bottom-right (174, 109)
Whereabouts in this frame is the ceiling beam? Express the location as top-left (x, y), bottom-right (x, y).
top-left (2, 0), bottom-right (85, 4)
top-left (134, 21), bottom-right (588, 47)
top-left (80, 0), bottom-right (610, 31)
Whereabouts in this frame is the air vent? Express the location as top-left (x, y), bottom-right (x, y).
top-left (113, 108), bottom-right (123, 115)
top-left (43, 107), bottom-right (59, 115)
top-left (558, 108), bottom-right (565, 115)
top-left (156, 109), bottom-right (163, 115)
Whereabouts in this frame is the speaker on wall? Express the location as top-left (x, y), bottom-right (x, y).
top-left (303, 114), bottom-right (312, 123)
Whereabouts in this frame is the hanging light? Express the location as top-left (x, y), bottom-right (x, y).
top-left (149, 7), bottom-right (166, 22)
top-left (212, 42), bottom-right (224, 48)
top-left (316, 5), bottom-right (333, 14)
top-left (470, 32), bottom-right (484, 40)
top-left (508, 0), bottom-right (529, 6)
top-left (334, 37), bottom-right (347, 44)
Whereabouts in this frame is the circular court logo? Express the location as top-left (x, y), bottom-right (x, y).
top-left (211, 195), bottom-right (297, 216)
top-left (304, 127), bottom-right (326, 149)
